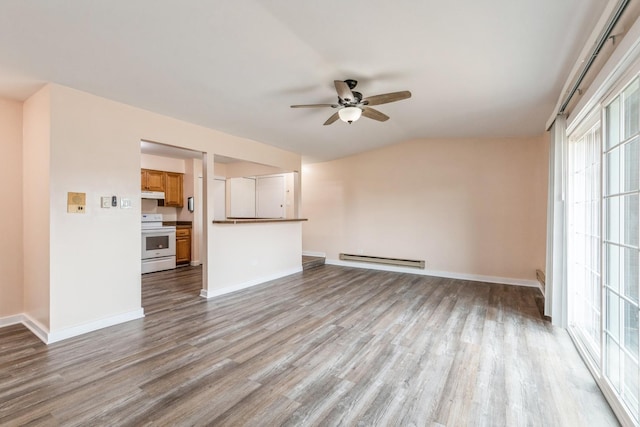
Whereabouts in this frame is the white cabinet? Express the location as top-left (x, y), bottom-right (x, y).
top-left (229, 177), bottom-right (256, 218)
top-left (228, 174), bottom-right (288, 218)
top-left (256, 175), bottom-right (285, 218)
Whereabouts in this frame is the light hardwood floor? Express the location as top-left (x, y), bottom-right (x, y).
top-left (0, 265), bottom-right (619, 426)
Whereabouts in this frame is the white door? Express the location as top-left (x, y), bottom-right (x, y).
top-left (213, 178), bottom-right (226, 220)
top-left (256, 175), bottom-right (285, 218)
top-left (229, 177), bottom-right (256, 218)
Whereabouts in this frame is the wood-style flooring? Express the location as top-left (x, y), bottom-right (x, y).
top-left (0, 265), bottom-right (619, 426)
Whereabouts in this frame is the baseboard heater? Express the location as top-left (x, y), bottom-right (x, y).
top-left (339, 253), bottom-right (425, 269)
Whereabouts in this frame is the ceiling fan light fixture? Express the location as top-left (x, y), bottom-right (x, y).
top-left (338, 106), bottom-right (362, 124)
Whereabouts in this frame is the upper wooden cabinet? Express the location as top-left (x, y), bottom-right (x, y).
top-left (141, 169), bottom-right (165, 191)
top-left (164, 172), bottom-right (184, 207)
top-left (141, 169), bottom-right (184, 207)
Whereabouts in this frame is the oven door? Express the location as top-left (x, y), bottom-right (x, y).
top-left (142, 229), bottom-right (176, 259)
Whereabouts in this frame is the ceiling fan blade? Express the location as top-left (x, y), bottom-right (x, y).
top-left (323, 112), bottom-right (340, 125)
top-left (290, 103), bottom-right (338, 108)
top-left (363, 91), bottom-right (412, 106)
top-left (362, 107), bottom-right (390, 122)
top-left (334, 80), bottom-right (355, 103)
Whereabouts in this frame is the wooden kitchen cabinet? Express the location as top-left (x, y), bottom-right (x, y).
top-left (164, 172), bottom-right (184, 207)
top-left (176, 227), bottom-right (191, 265)
top-left (141, 169), bottom-right (165, 191)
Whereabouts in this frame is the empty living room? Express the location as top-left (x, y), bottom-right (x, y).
top-left (1, 1), bottom-right (639, 426)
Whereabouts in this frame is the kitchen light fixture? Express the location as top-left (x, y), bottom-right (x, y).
top-left (338, 106), bottom-right (362, 124)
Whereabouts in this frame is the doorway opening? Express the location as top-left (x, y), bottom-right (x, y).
top-left (140, 140), bottom-right (207, 307)
top-left (139, 142), bottom-right (302, 309)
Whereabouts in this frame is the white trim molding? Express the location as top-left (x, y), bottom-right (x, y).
top-left (0, 314), bottom-right (24, 328)
top-left (302, 250), bottom-right (326, 258)
top-left (21, 315), bottom-right (50, 344)
top-left (545, 116), bottom-right (569, 327)
top-left (200, 266), bottom-right (302, 299)
top-left (0, 314), bottom-right (50, 344)
top-left (46, 309), bottom-right (145, 344)
top-left (2, 309), bottom-right (146, 345)
top-left (325, 258), bottom-right (540, 289)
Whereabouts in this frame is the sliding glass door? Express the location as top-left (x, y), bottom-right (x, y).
top-left (567, 75), bottom-right (640, 425)
top-left (567, 116), bottom-right (602, 363)
top-left (604, 77), bottom-right (640, 420)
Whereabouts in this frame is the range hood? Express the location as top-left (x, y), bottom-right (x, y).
top-left (141, 191), bottom-right (165, 200)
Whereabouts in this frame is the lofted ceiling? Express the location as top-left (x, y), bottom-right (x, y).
top-left (0, 1), bottom-right (608, 162)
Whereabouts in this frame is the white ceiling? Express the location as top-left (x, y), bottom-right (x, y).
top-left (0, 1), bottom-right (607, 162)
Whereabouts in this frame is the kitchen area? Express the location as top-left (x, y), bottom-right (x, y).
top-left (140, 142), bottom-right (201, 274)
top-left (140, 141), bottom-right (299, 276)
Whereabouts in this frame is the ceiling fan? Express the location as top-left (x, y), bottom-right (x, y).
top-left (290, 79), bottom-right (412, 125)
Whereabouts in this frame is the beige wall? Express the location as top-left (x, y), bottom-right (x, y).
top-left (213, 162), bottom-right (227, 177)
top-left (22, 87), bottom-right (52, 329)
top-left (179, 158), bottom-right (196, 222)
top-left (188, 158), bottom-right (203, 263)
top-left (140, 153), bottom-right (186, 173)
top-left (0, 98), bottom-right (24, 320)
top-left (302, 136), bottom-right (548, 282)
top-left (225, 161), bottom-right (288, 178)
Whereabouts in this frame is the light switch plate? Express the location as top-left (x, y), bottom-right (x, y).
top-left (120, 198), bottom-right (132, 209)
top-left (101, 196), bottom-right (111, 208)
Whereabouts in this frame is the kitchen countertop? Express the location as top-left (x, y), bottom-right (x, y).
top-left (213, 218), bottom-right (308, 224)
top-left (163, 221), bottom-right (192, 227)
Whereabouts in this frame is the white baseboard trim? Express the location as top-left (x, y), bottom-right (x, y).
top-left (190, 260), bottom-right (201, 266)
top-left (2, 309), bottom-right (146, 345)
top-left (46, 308), bottom-right (145, 344)
top-left (0, 314), bottom-right (24, 328)
top-left (325, 258), bottom-right (540, 288)
top-left (21, 314), bottom-right (49, 344)
top-left (302, 250), bottom-right (326, 258)
top-left (200, 266), bottom-right (303, 299)
top-left (3, 309), bottom-right (144, 345)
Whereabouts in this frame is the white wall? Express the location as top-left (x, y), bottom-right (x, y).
top-left (206, 222), bottom-right (302, 297)
top-left (0, 98), bottom-right (24, 321)
top-left (302, 136), bottom-right (548, 283)
top-left (49, 86), bottom-right (143, 332)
